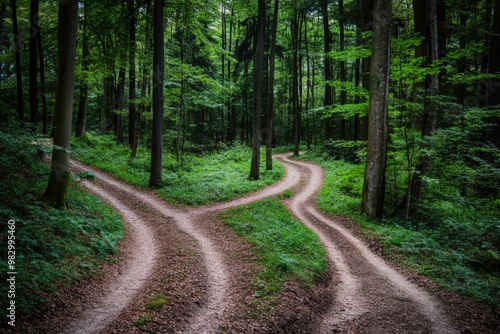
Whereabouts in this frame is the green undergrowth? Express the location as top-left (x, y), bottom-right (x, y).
top-left (218, 198), bottom-right (327, 303)
top-left (299, 150), bottom-right (500, 306)
top-left (0, 125), bottom-right (124, 318)
top-left (72, 132), bottom-right (284, 206)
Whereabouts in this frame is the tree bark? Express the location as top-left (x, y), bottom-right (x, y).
top-left (43, 0), bottom-right (78, 208)
top-left (407, 0), bottom-right (439, 216)
top-left (0, 1), bottom-right (6, 83)
top-left (361, 0), bottom-right (391, 218)
top-left (116, 68), bottom-right (125, 143)
top-left (227, 8), bottom-right (236, 143)
top-left (359, 0), bottom-right (373, 141)
top-left (354, 26), bottom-right (361, 141)
top-left (266, 0), bottom-right (279, 170)
top-left (485, 0), bottom-right (500, 147)
top-left (128, 0), bottom-right (136, 147)
top-left (292, 10), bottom-right (300, 157)
top-left (38, 31), bottom-right (47, 134)
top-left (76, 1), bottom-right (90, 137)
top-left (249, 0), bottom-right (265, 181)
top-left (305, 13), bottom-right (312, 149)
top-left (339, 0), bottom-right (347, 140)
top-left (321, 0), bottom-right (333, 139)
top-left (149, 0), bottom-right (164, 187)
top-left (29, 0), bottom-right (39, 126)
top-left (11, 0), bottom-right (24, 120)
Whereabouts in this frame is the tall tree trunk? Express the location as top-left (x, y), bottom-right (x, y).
top-left (361, 0), bottom-right (391, 218)
top-left (116, 69), bottom-right (125, 143)
top-left (0, 1), bottom-right (6, 83)
top-left (481, 0), bottom-right (493, 73)
top-left (354, 27), bottom-right (361, 141)
top-left (128, 0), bottom-right (136, 147)
top-left (400, 0), bottom-right (440, 218)
top-left (437, 0), bottom-right (447, 89)
top-left (312, 18), bottom-right (318, 146)
top-left (149, 0), bottom-right (164, 187)
top-left (131, 0), bottom-right (151, 160)
top-left (75, 1), bottom-right (90, 137)
top-left (249, 0), bottom-right (265, 181)
top-left (292, 10), bottom-right (300, 157)
top-left (241, 58), bottom-right (249, 144)
top-left (104, 74), bottom-right (116, 133)
top-left (38, 31), bottom-right (47, 134)
top-left (266, 0), bottom-right (279, 170)
top-left (43, 0), bottom-right (78, 208)
top-left (131, 65), bottom-right (148, 160)
top-left (322, 0), bottom-right (333, 139)
top-left (455, 11), bottom-right (467, 105)
top-left (359, 0), bottom-right (373, 141)
top-left (29, 0), bottom-right (39, 126)
top-left (227, 8), bottom-right (236, 143)
top-left (339, 0), bottom-right (347, 140)
top-left (11, 0), bottom-right (23, 119)
top-left (305, 13), bottom-right (312, 149)
top-left (485, 0), bottom-right (500, 147)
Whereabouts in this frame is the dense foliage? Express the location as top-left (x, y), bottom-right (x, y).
top-left (0, 125), bottom-right (124, 317)
top-left (302, 112), bottom-right (500, 305)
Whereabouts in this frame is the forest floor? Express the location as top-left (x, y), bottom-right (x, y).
top-left (12, 154), bottom-right (499, 333)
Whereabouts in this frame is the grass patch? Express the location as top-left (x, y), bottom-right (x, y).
top-left (134, 314), bottom-right (154, 327)
top-left (218, 198), bottom-right (327, 302)
top-left (300, 150), bottom-right (500, 306)
top-left (145, 293), bottom-right (167, 310)
top-left (0, 125), bottom-right (125, 317)
top-left (72, 132), bottom-right (285, 206)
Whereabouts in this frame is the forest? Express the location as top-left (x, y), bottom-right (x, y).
top-left (0, 0), bottom-right (499, 332)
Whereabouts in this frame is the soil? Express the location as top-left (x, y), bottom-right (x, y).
top-left (4, 154), bottom-right (499, 333)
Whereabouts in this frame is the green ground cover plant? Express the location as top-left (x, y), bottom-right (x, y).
top-left (218, 198), bottom-right (328, 302)
top-left (72, 132), bottom-right (284, 206)
top-left (0, 125), bottom-right (124, 317)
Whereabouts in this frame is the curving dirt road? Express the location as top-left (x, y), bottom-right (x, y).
top-left (67, 156), bottom-right (303, 333)
top-left (277, 155), bottom-right (458, 334)
top-left (43, 155), bottom-right (497, 333)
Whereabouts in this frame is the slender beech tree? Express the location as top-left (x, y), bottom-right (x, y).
top-left (128, 0), bottom-right (136, 147)
top-left (266, 0), bottom-right (279, 170)
top-left (485, 0), bottom-right (500, 146)
top-left (0, 1), bottom-right (5, 83)
top-left (339, 0), bottom-right (346, 140)
top-left (322, 0), bottom-right (333, 139)
top-left (75, 1), bottom-right (90, 137)
top-left (43, 0), bottom-right (78, 208)
top-left (361, 0), bottom-right (391, 218)
top-left (249, 0), bottom-right (265, 180)
top-left (11, 0), bottom-right (23, 120)
top-left (358, 0), bottom-right (373, 141)
top-left (292, 9), bottom-right (300, 157)
top-left (29, 0), bottom-right (39, 126)
top-left (399, 0), bottom-right (440, 218)
top-left (38, 30), bottom-right (47, 134)
top-left (149, 0), bottom-right (164, 187)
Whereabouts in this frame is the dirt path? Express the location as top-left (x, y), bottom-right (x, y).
top-left (68, 157), bottom-right (302, 333)
top-left (62, 180), bottom-right (158, 334)
top-left (54, 156), bottom-right (498, 333)
top-left (278, 156), bottom-right (458, 334)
